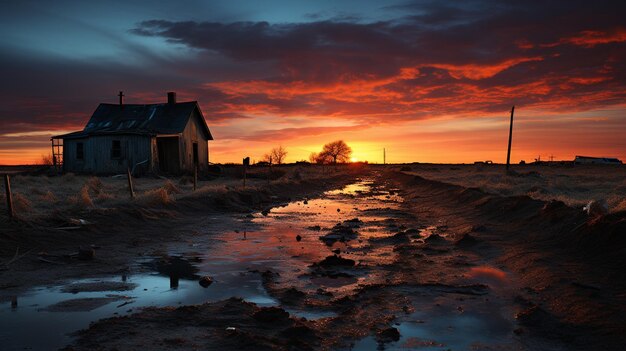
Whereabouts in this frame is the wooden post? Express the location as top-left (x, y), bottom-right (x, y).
top-left (506, 106), bottom-right (515, 171)
top-left (193, 165), bottom-right (198, 191)
top-left (127, 168), bottom-right (135, 199)
top-left (268, 156), bottom-right (272, 185)
top-left (51, 139), bottom-right (56, 169)
top-left (4, 174), bottom-right (14, 219)
top-left (242, 157), bottom-right (250, 189)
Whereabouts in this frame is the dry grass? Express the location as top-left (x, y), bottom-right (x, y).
top-left (40, 190), bottom-right (57, 203)
top-left (405, 164), bottom-right (626, 212)
top-left (162, 180), bottom-right (181, 194)
top-left (137, 188), bottom-right (173, 206)
top-left (0, 164), bottom-right (364, 221)
top-left (68, 185), bottom-right (94, 208)
top-left (12, 193), bottom-right (32, 213)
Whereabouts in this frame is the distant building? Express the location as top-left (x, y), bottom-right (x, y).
top-left (52, 92), bottom-right (213, 175)
top-left (574, 156), bottom-right (622, 165)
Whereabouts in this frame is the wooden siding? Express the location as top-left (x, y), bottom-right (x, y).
top-left (179, 109), bottom-right (210, 172)
top-left (63, 135), bottom-right (152, 174)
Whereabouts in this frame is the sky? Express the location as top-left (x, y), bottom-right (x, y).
top-left (1, 0), bottom-right (625, 164)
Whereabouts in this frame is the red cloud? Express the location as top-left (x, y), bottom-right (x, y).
top-left (544, 28), bottom-right (626, 48)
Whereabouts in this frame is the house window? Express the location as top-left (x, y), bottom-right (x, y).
top-left (76, 142), bottom-right (84, 160)
top-left (111, 140), bottom-right (121, 159)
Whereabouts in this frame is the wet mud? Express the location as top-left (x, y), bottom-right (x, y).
top-left (2, 169), bottom-right (625, 350)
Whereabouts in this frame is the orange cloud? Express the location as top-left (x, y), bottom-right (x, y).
top-left (427, 57), bottom-right (544, 80)
top-left (545, 28), bottom-right (626, 48)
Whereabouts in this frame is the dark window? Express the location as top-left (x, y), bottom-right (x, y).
top-left (76, 142), bottom-right (84, 160)
top-left (111, 140), bottom-right (121, 159)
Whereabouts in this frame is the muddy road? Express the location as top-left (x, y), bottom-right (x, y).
top-left (2, 169), bottom-right (625, 350)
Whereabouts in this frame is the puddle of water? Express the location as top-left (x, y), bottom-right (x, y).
top-left (347, 294), bottom-right (518, 351)
top-left (0, 272), bottom-right (277, 351)
top-left (2, 177), bottom-right (406, 350)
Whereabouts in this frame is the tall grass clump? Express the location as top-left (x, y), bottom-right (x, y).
top-left (67, 185), bottom-right (93, 208)
top-left (163, 180), bottom-right (182, 194)
top-left (138, 188), bottom-right (173, 206)
top-left (86, 177), bottom-right (103, 195)
top-left (12, 193), bottom-right (32, 213)
top-left (40, 190), bottom-right (57, 203)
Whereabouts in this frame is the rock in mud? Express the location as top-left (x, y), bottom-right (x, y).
top-left (198, 276), bottom-right (214, 288)
top-left (154, 256), bottom-right (200, 280)
top-left (371, 231), bottom-right (409, 244)
top-left (584, 199), bottom-right (608, 217)
top-left (344, 218), bottom-right (363, 227)
top-left (424, 233), bottom-right (446, 244)
top-left (296, 235), bottom-right (302, 242)
top-left (319, 223), bottom-right (358, 245)
top-left (280, 287), bottom-right (307, 303)
top-left (253, 306), bottom-right (291, 323)
top-left (315, 255), bottom-right (355, 268)
top-left (455, 233), bottom-right (479, 247)
top-left (376, 327), bottom-right (401, 342)
top-left (405, 228), bottom-right (420, 235)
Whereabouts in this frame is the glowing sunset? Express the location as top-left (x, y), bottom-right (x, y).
top-left (2, 2), bottom-right (626, 351)
top-left (1, 1), bottom-right (625, 165)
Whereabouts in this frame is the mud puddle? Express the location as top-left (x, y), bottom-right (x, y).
top-left (1, 177), bottom-right (403, 350)
top-left (2, 175), bottom-right (527, 350)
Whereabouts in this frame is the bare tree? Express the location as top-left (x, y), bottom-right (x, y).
top-left (40, 154), bottom-right (53, 166)
top-left (261, 146), bottom-right (288, 164)
top-left (319, 140), bottom-right (352, 164)
top-left (270, 146), bottom-right (288, 164)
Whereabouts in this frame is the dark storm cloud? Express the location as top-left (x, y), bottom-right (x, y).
top-left (131, 0), bottom-right (626, 94)
top-left (2, 0), bottom-right (626, 145)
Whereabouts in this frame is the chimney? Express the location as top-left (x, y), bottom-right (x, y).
top-left (118, 91), bottom-right (124, 109)
top-left (167, 91), bottom-right (176, 105)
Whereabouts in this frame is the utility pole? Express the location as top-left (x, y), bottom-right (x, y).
top-left (383, 148), bottom-right (386, 165)
top-left (505, 106), bottom-right (515, 171)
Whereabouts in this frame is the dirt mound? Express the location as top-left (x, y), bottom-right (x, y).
top-left (314, 255), bottom-right (356, 268)
top-left (319, 222), bottom-right (359, 245)
top-left (370, 231), bottom-right (410, 244)
top-left (455, 233), bottom-right (479, 247)
top-left (65, 297), bottom-right (321, 351)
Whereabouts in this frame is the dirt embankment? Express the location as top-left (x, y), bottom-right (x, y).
top-left (389, 171), bottom-right (626, 349)
top-left (0, 170), bottom-right (362, 294)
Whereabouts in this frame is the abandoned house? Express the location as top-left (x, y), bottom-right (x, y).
top-left (52, 92), bottom-right (213, 175)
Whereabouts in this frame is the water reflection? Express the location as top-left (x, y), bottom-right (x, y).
top-left (1, 177), bottom-right (407, 350)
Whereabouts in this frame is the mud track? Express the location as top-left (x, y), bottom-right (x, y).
top-left (5, 168), bottom-right (626, 350)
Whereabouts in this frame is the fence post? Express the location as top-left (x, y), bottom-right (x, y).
top-left (193, 165), bottom-right (198, 191)
top-left (127, 168), bottom-right (135, 199)
top-left (4, 174), bottom-right (14, 218)
top-left (506, 105), bottom-right (515, 172)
